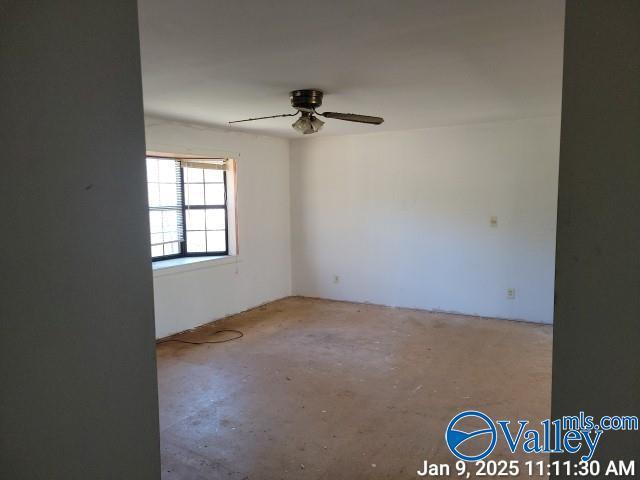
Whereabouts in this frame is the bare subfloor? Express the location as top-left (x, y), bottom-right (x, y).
top-left (157, 297), bottom-right (552, 480)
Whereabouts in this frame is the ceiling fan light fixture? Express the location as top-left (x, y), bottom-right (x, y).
top-left (310, 115), bottom-right (324, 132)
top-left (292, 113), bottom-right (323, 135)
top-left (291, 116), bottom-right (311, 134)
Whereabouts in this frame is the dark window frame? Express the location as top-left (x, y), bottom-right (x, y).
top-left (148, 158), bottom-right (229, 261)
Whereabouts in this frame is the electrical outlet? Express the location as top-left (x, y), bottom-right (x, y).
top-left (507, 288), bottom-right (516, 299)
top-left (333, 275), bottom-right (340, 284)
top-left (490, 216), bottom-right (498, 227)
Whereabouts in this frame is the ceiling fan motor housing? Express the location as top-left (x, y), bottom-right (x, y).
top-left (290, 89), bottom-right (323, 111)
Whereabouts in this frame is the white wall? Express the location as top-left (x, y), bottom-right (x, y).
top-left (145, 117), bottom-right (291, 338)
top-left (148, 115), bottom-right (559, 332)
top-left (290, 116), bottom-right (560, 324)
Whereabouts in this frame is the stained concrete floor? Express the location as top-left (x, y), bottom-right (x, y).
top-left (157, 297), bottom-right (552, 480)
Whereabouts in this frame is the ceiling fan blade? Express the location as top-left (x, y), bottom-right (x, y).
top-left (319, 111), bottom-right (384, 125)
top-left (229, 112), bottom-right (298, 124)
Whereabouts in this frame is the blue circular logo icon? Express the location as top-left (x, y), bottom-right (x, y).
top-left (445, 410), bottom-right (497, 461)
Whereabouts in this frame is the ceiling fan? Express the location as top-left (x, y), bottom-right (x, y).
top-left (229, 89), bottom-right (384, 135)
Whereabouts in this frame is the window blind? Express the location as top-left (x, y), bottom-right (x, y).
top-left (179, 158), bottom-right (230, 171)
top-left (147, 158), bottom-right (184, 250)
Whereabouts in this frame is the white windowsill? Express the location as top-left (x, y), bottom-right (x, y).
top-left (152, 255), bottom-right (240, 277)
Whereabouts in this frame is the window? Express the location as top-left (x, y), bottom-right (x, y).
top-left (146, 155), bottom-right (229, 260)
